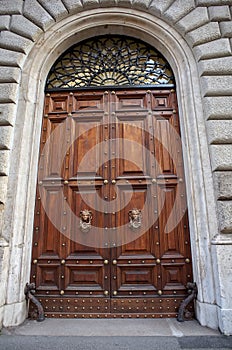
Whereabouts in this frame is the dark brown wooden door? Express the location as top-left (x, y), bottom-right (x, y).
top-left (30, 89), bottom-right (193, 319)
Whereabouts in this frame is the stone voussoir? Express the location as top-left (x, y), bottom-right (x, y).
top-left (0, 16), bottom-right (10, 31)
top-left (176, 7), bottom-right (209, 34)
top-left (99, 0), bottom-right (117, 6)
top-left (194, 38), bottom-right (231, 60)
top-left (0, 31), bottom-right (33, 55)
top-left (132, 0), bottom-right (152, 10)
top-left (148, 0), bottom-right (174, 17)
top-left (220, 21), bottom-right (232, 37)
top-left (61, 0), bottom-right (83, 14)
top-left (0, 0), bottom-right (23, 15)
top-left (199, 56), bottom-right (232, 76)
top-left (82, 0), bottom-right (100, 9)
top-left (37, 0), bottom-right (68, 21)
top-left (23, 0), bottom-right (55, 30)
top-left (187, 22), bottom-right (221, 47)
top-left (0, 48), bottom-right (26, 68)
top-left (163, 0), bottom-right (196, 24)
top-left (196, 0), bottom-right (232, 6)
top-left (10, 15), bottom-right (43, 42)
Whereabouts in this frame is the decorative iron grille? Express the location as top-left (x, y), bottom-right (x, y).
top-left (46, 36), bottom-right (174, 90)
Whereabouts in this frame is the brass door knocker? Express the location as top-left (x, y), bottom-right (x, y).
top-left (80, 209), bottom-right (92, 232)
top-left (129, 209), bottom-right (142, 230)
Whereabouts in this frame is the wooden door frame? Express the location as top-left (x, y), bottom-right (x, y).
top-left (2, 9), bottom-right (219, 329)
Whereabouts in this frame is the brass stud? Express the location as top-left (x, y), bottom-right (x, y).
top-left (33, 259), bottom-right (38, 264)
top-left (111, 179), bottom-right (116, 184)
top-left (112, 260), bottom-right (117, 265)
top-left (156, 259), bottom-right (161, 264)
top-left (173, 109), bottom-right (177, 113)
top-left (152, 178), bottom-right (157, 184)
top-left (185, 258), bottom-right (190, 263)
top-left (61, 259), bottom-right (65, 264)
top-left (64, 180), bottom-right (69, 184)
top-left (104, 259), bottom-right (109, 265)
top-left (60, 290), bottom-right (65, 295)
top-left (104, 290), bottom-right (109, 296)
top-left (111, 91), bottom-right (116, 95)
top-left (32, 275), bottom-right (36, 279)
top-left (113, 291), bottom-right (117, 296)
top-left (158, 290), bottom-right (162, 295)
top-left (90, 260), bottom-right (93, 264)
top-left (103, 179), bottom-right (108, 184)
top-left (46, 93), bottom-right (50, 97)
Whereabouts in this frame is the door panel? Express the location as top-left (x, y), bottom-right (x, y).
top-left (30, 89), bottom-right (193, 319)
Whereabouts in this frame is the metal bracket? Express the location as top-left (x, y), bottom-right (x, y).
top-left (24, 283), bottom-right (45, 322)
top-left (177, 282), bottom-right (197, 322)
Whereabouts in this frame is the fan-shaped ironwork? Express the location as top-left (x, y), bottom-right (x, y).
top-left (46, 36), bottom-right (174, 90)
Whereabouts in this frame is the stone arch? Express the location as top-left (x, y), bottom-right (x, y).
top-left (1, 1), bottom-right (230, 332)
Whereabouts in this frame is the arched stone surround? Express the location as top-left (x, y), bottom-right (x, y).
top-left (0, 1), bottom-right (231, 335)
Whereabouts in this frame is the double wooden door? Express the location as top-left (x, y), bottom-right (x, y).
top-left (30, 89), bottom-right (193, 318)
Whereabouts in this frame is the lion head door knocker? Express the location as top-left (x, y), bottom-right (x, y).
top-left (79, 209), bottom-right (93, 233)
top-left (128, 209), bottom-right (142, 230)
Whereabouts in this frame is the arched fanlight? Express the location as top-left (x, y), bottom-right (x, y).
top-left (46, 35), bottom-right (174, 90)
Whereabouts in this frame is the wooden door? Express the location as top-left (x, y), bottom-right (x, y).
top-left (30, 89), bottom-right (193, 319)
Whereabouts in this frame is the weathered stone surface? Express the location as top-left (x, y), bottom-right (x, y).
top-left (99, 0), bottom-right (117, 6)
top-left (164, 0), bottom-right (195, 24)
top-left (0, 84), bottom-right (19, 104)
top-left (0, 126), bottom-right (13, 150)
top-left (199, 57), bottom-right (232, 76)
top-left (207, 120), bottom-right (232, 144)
top-left (217, 201), bottom-right (232, 233)
top-left (0, 67), bottom-right (21, 84)
top-left (61, 0), bottom-right (83, 13)
top-left (0, 31), bottom-right (33, 55)
top-left (194, 38), bottom-right (231, 60)
top-left (0, 0), bottom-right (23, 15)
top-left (11, 15), bottom-right (43, 41)
top-left (23, 0), bottom-right (54, 30)
top-left (196, 0), bottom-right (232, 5)
top-left (0, 104), bottom-right (17, 126)
top-left (210, 145), bottom-right (232, 171)
top-left (37, 0), bottom-right (68, 20)
top-left (117, 0), bottom-right (132, 7)
top-left (149, 0), bottom-right (174, 17)
top-left (176, 7), bottom-right (209, 34)
top-left (82, 0), bottom-right (100, 9)
top-left (204, 96), bottom-right (232, 119)
top-left (0, 177), bottom-right (8, 204)
top-left (0, 151), bottom-right (10, 176)
top-left (132, 0), bottom-right (152, 10)
top-left (0, 48), bottom-right (25, 68)
top-left (201, 76), bottom-right (232, 96)
top-left (220, 21), bottom-right (232, 37)
top-left (214, 172), bottom-right (232, 199)
top-left (187, 22), bottom-right (221, 46)
top-left (0, 16), bottom-right (10, 30)
top-left (209, 6), bottom-right (231, 21)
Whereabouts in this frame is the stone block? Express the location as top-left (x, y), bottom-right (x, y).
top-left (164, 0), bottom-right (195, 24)
top-left (217, 201), bottom-right (232, 233)
top-left (176, 7), bottom-right (209, 34)
top-left (132, 0), bottom-right (152, 10)
top-left (201, 76), bottom-right (232, 96)
top-left (0, 176), bottom-right (8, 204)
top-left (0, 0), bottom-right (23, 15)
top-left (210, 145), bottom-right (232, 171)
top-left (0, 67), bottom-right (21, 84)
top-left (99, 0), bottom-right (117, 6)
top-left (220, 21), bottom-right (232, 37)
top-left (149, 0), bottom-right (174, 17)
top-left (61, 0), bottom-right (83, 14)
top-left (0, 126), bottom-right (13, 150)
top-left (199, 57), bottom-right (232, 76)
top-left (0, 16), bottom-right (10, 30)
top-left (0, 104), bottom-right (17, 126)
top-left (0, 48), bottom-right (25, 68)
top-left (117, 0), bottom-right (132, 7)
top-left (207, 120), bottom-right (232, 144)
top-left (0, 84), bottom-right (19, 104)
top-left (196, 0), bottom-right (232, 5)
top-left (209, 6), bottom-right (231, 21)
top-left (194, 38), bottom-right (231, 60)
top-left (11, 15), bottom-right (42, 42)
top-left (0, 31), bottom-right (33, 55)
top-left (187, 22), bottom-right (221, 46)
top-left (203, 96), bottom-right (232, 119)
top-left (37, 0), bottom-right (68, 21)
top-left (0, 150), bottom-right (10, 176)
top-left (214, 172), bottom-right (232, 199)
top-left (82, 0), bottom-right (100, 9)
top-left (23, 0), bottom-right (54, 30)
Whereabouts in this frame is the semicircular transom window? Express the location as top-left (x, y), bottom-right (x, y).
top-left (46, 35), bottom-right (175, 91)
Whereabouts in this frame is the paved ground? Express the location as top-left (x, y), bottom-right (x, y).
top-left (1, 319), bottom-right (232, 350)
